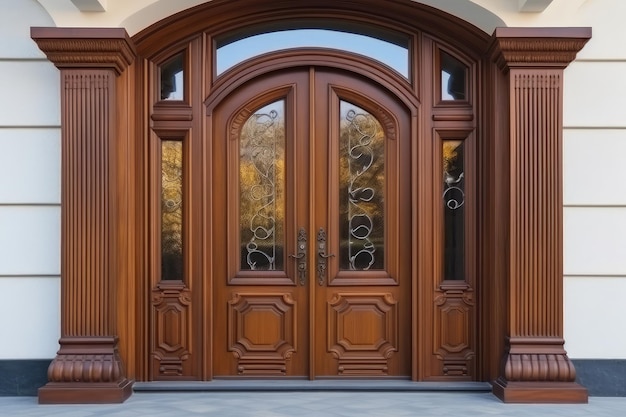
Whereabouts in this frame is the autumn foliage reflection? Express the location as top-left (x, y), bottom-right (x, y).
top-left (161, 140), bottom-right (183, 280)
top-left (239, 101), bottom-right (285, 271)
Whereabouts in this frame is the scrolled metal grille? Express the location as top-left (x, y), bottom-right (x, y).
top-left (240, 102), bottom-right (285, 271)
top-left (340, 103), bottom-right (385, 271)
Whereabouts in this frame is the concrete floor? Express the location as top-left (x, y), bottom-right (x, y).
top-left (2, 391), bottom-right (626, 417)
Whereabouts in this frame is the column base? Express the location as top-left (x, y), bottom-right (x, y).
top-left (38, 336), bottom-right (133, 404)
top-left (38, 378), bottom-right (134, 404)
top-left (492, 377), bottom-right (588, 404)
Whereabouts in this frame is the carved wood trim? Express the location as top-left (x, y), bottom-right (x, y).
top-left (489, 27), bottom-right (591, 71)
top-left (31, 27), bottom-right (135, 75)
top-left (327, 293), bottom-right (398, 375)
top-left (488, 28), bottom-right (591, 404)
top-left (151, 281), bottom-right (193, 379)
top-left (32, 28), bottom-right (137, 404)
top-left (228, 293), bottom-right (297, 375)
top-left (433, 283), bottom-right (475, 379)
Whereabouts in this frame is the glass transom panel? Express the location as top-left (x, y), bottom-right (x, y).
top-left (217, 29), bottom-right (409, 78)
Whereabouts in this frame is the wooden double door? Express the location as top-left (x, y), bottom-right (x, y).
top-left (211, 68), bottom-right (412, 377)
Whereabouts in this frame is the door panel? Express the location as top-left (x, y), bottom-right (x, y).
top-left (212, 68), bottom-right (411, 377)
top-left (212, 71), bottom-right (310, 376)
top-left (313, 70), bottom-right (411, 376)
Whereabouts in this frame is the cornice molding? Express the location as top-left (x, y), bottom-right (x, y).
top-left (489, 27), bottom-right (591, 71)
top-left (31, 27), bottom-right (136, 75)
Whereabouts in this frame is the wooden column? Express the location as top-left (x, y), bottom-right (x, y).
top-left (31, 28), bottom-right (136, 404)
top-left (489, 28), bottom-right (591, 403)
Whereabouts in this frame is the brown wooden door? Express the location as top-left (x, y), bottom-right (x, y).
top-left (211, 68), bottom-right (411, 377)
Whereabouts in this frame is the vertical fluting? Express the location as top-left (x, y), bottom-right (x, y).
top-left (511, 71), bottom-right (562, 338)
top-left (62, 71), bottom-right (113, 337)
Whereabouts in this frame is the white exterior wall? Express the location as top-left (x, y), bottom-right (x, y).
top-left (0, 0), bottom-right (622, 361)
top-left (0, 0), bottom-right (61, 359)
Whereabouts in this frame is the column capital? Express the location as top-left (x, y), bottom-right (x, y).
top-left (489, 27), bottom-right (591, 71)
top-left (31, 27), bottom-right (136, 75)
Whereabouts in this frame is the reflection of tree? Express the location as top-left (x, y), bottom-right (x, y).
top-left (442, 140), bottom-right (465, 281)
top-left (161, 141), bottom-right (183, 280)
top-left (339, 104), bottom-right (385, 270)
top-left (239, 105), bottom-right (285, 270)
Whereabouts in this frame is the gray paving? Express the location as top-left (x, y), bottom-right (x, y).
top-left (2, 392), bottom-right (626, 416)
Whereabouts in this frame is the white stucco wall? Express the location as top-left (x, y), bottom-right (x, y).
top-left (0, 0), bottom-right (61, 359)
top-left (0, 0), bottom-right (623, 361)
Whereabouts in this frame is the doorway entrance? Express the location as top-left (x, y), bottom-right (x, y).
top-left (210, 68), bottom-right (412, 377)
top-left (146, 4), bottom-right (479, 384)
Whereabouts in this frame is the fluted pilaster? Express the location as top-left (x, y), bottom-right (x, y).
top-left (32, 27), bottom-right (136, 404)
top-left (489, 27), bottom-right (590, 403)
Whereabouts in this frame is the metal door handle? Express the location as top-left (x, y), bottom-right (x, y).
top-left (317, 227), bottom-right (335, 286)
top-left (289, 228), bottom-right (307, 286)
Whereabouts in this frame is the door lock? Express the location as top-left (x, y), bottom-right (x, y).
top-left (317, 227), bottom-right (335, 286)
top-left (289, 227), bottom-right (307, 286)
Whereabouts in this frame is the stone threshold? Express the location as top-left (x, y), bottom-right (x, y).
top-left (134, 380), bottom-right (492, 392)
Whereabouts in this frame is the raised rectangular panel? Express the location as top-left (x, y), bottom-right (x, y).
top-left (0, 0), bottom-right (54, 58)
top-left (0, 206), bottom-right (60, 275)
top-left (0, 277), bottom-right (60, 359)
top-left (564, 207), bottom-right (626, 276)
top-left (564, 277), bottom-right (626, 359)
top-left (0, 129), bottom-right (61, 204)
top-left (0, 61), bottom-right (60, 126)
top-left (563, 129), bottom-right (626, 206)
top-left (563, 62), bottom-right (626, 128)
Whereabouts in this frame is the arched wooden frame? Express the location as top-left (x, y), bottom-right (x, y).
top-left (31, 0), bottom-right (590, 405)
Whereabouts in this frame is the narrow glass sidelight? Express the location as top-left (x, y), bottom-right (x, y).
top-left (161, 140), bottom-right (184, 280)
top-left (239, 100), bottom-right (285, 271)
top-left (339, 101), bottom-right (385, 271)
top-left (160, 52), bottom-right (185, 100)
top-left (440, 51), bottom-right (467, 101)
top-left (442, 140), bottom-right (465, 281)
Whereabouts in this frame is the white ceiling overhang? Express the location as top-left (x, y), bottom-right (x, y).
top-left (71, 0), bottom-right (107, 12)
top-left (518, 0), bottom-right (554, 12)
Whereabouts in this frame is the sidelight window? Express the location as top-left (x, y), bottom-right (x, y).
top-left (161, 140), bottom-right (184, 280)
top-left (442, 140), bottom-right (465, 281)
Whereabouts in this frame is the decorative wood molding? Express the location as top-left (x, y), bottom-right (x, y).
top-left (32, 28), bottom-right (137, 404)
top-left (434, 283), bottom-right (475, 378)
top-left (489, 27), bottom-right (591, 71)
top-left (151, 281), bottom-right (192, 379)
top-left (228, 293), bottom-right (297, 375)
top-left (31, 27), bottom-right (135, 75)
top-left (489, 28), bottom-right (591, 404)
top-left (328, 293), bottom-right (398, 375)
top-left (39, 337), bottom-right (132, 404)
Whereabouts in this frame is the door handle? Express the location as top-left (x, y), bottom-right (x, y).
top-left (289, 227), bottom-right (307, 286)
top-left (317, 227), bottom-right (335, 286)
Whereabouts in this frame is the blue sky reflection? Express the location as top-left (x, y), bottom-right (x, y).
top-left (217, 29), bottom-right (409, 78)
